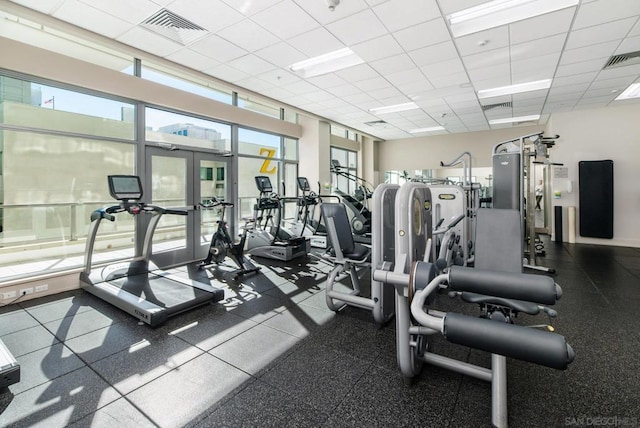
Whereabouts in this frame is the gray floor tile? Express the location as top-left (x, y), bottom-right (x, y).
top-left (0, 324), bottom-right (59, 357)
top-left (163, 305), bottom-right (258, 351)
top-left (195, 379), bottom-right (329, 428)
top-left (224, 292), bottom-right (294, 323)
top-left (64, 320), bottom-right (165, 364)
top-left (20, 291), bottom-right (101, 324)
top-left (90, 333), bottom-right (204, 395)
top-left (208, 324), bottom-right (301, 375)
top-left (260, 341), bottom-right (371, 414)
top-left (126, 352), bottom-right (252, 428)
top-left (0, 310), bottom-right (39, 336)
top-left (42, 308), bottom-right (125, 342)
top-left (261, 304), bottom-right (336, 338)
top-left (11, 343), bottom-right (86, 395)
top-left (0, 366), bottom-right (121, 428)
top-left (69, 397), bottom-right (156, 428)
top-left (326, 364), bottom-right (459, 428)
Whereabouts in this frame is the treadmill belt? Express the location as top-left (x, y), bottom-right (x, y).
top-left (107, 273), bottom-right (213, 309)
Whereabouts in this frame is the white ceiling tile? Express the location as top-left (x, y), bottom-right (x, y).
top-left (342, 92), bottom-right (376, 104)
top-left (395, 79), bottom-right (435, 95)
top-left (629, 19), bottom-right (640, 37)
top-left (255, 69), bottom-right (301, 86)
top-left (393, 18), bottom-right (451, 51)
top-left (351, 34), bottom-right (404, 62)
top-left (165, 48), bottom-right (221, 71)
top-left (190, 34), bottom-right (248, 62)
top-left (572, 0), bottom-right (640, 30)
top-left (436, 0), bottom-right (487, 16)
top-left (582, 87), bottom-right (624, 98)
top-left (615, 35), bottom-right (640, 55)
top-left (165, 0), bottom-right (244, 32)
top-left (466, 63), bottom-right (510, 82)
top-left (252, 1), bottom-right (319, 39)
top-left (510, 34), bottom-right (567, 62)
top-left (79, 0), bottom-right (160, 25)
top-left (254, 42), bottom-right (306, 68)
top-left (552, 72), bottom-right (599, 87)
top-left (116, 26), bottom-right (183, 57)
top-left (53, 0), bottom-right (132, 39)
top-left (462, 47), bottom-right (509, 70)
top-left (549, 83), bottom-right (590, 95)
top-left (373, 0), bottom-right (440, 32)
top-left (325, 84), bottom-right (363, 97)
top-left (384, 68), bottom-right (426, 86)
top-left (334, 64), bottom-right (380, 83)
top-left (370, 53), bottom-right (415, 75)
top-left (560, 41), bottom-right (620, 66)
top-left (565, 17), bottom-right (636, 50)
top-left (8, 0), bottom-right (64, 14)
top-left (287, 27), bottom-right (345, 57)
top-left (259, 86), bottom-right (294, 100)
top-left (226, 54), bottom-right (277, 75)
top-left (421, 58), bottom-right (465, 79)
top-left (555, 58), bottom-right (608, 77)
top-left (590, 75), bottom-right (637, 90)
top-left (217, 19), bottom-right (280, 52)
top-left (511, 52), bottom-right (561, 83)
top-left (306, 74), bottom-right (348, 89)
top-left (282, 80), bottom-right (319, 94)
top-left (325, 9), bottom-right (388, 46)
top-left (205, 63), bottom-right (249, 82)
top-left (509, 7), bottom-right (576, 45)
top-left (234, 77), bottom-right (273, 92)
top-left (368, 86), bottom-right (404, 100)
top-left (353, 76), bottom-right (392, 91)
top-left (221, 0), bottom-right (281, 15)
top-left (430, 72), bottom-right (469, 88)
top-left (294, 0), bottom-right (370, 25)
top-left (301, 90), bottom-right (336, 102)
top-left (408, 41), bottom-right (458, 67)
top-left (597, 63), bottom-right (640, 80)
top-left (455, 27), bottom-right (509, 57)
top-left (546, 92), bottom-right (583, 103)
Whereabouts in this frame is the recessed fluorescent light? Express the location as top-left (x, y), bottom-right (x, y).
top-left (447, 0), bottom-right (580, 38)
top-left (289, 48), bottom-right (364, 78)
top-left (478, 79), bottom-right (552, 99)
top-left (489, 114), bottom-right (540, 125)
top-left (615, 82), bottom-right (640, 100)
top-left (369, 102), bottom-right (419, 115)
top-left (409, 126), bottom-right (445, 133)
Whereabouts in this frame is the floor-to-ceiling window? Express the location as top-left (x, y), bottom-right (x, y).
top-left (0, 75), bottom-right (136, 279)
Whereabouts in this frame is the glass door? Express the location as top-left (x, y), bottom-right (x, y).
top-left (145, 146), bottom-right (229, 268)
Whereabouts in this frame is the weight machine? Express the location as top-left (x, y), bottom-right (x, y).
top-left (492, 132), bottom-right (562, 273)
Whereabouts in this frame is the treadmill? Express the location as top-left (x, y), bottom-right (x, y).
top-left (79, 175), bottom-right (224, 327)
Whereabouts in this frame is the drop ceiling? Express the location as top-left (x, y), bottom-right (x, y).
top-left (4, 0), bottom-right (640, 140)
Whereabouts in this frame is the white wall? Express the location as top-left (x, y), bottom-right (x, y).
top-left (547, 103), bottom-right (640, 247)
top-left (378, 125), bottom-right (545, 172)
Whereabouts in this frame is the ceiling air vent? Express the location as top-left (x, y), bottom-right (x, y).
top-left (603, 51), bottom-right (640, 70)
top-left (365, 120), bottom-right (388, 127)
top-left (481, 101), bottom-right (512, 111)
top-left (140, 9), bottom-right (208, 45)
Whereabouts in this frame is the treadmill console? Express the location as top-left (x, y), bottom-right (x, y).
top-left (108, 175), bottom-right (143, 201)
top-left (255, 176), bottom-right (273, 193)
top-left (297, 177), bottom-right (311, 192)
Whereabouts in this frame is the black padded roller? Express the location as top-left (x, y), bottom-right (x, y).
top-left (448, 266), bottom-right (558, 305)
top-left (443, 312), bottom-right (575, 370)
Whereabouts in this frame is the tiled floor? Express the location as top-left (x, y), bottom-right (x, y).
top-left (1, 238), bottom-right (639, 427)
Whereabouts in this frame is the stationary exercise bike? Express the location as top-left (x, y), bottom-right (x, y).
top-left (199, 197), bottom-right (260, 280)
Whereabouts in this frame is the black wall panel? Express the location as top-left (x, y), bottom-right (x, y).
top-left (578, 160), bottom-right (614, 239)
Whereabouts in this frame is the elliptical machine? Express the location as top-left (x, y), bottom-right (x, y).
top-left (198, 197), bottom-right (260, 280)
top-left (330, 159), bottom-right (372, 236)
top-left (288, 177), bottom-right (328, 248)
top-left (245, 176), bottom-right (310, 261)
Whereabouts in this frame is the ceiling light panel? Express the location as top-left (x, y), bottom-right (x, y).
top-left (478, 79), bottom-right (552, 99)
top-left (447, 0), bottom-right (580, 38)
top-left (369, 102), bottom-right (420, 114)
top-left (289, 48), bottom-right (365, 78)
top-left (409, 126), bottom-right (446, 133)
top-left (615, 82), bottom-right (640, 100)
top-left (489, 114), bottom-right (540, 124)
